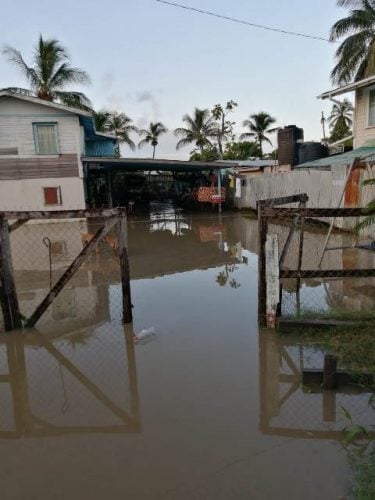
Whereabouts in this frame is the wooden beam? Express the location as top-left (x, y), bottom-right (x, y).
top-left (119, 215), bottom-right (133, 323)
top-left (0, 208), bottom-right (126, 220)
top-left (9, 220), bottom-right (29, 233)
top-left (280, 269), bottom-right (375, 279)
top-left (257, 206), bottom-right (268, 326)
top-left (262, 207), bottom-right (375, 218)
top-left (265, 234), bottom-right (279, 328)
top-left (0, 219), bottom-right (22, 330)
top-left (258, 194), bottom-right (309, 208)
top-left (26, 217), bottom-right (118, 327)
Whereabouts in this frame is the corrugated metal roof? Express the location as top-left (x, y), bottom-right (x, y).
top-left (295, 147), bottom-right (375, 169)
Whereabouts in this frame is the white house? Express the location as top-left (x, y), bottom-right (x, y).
top-left (0, 89), bottom-right (117, 211)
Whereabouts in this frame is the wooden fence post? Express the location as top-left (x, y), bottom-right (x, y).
top-left (266, 234), bottom-right (280, 329)
top-left (323, 354), bottom-right (337, 390)
top-left (0, 218), bottom-right (22, 331)
top-left (258, 202), bottom-right (268, 326)
top-left (119, 214), bottom-right (133, 323)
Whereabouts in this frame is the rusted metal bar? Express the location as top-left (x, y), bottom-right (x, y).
top-left (280, 269), bottom-right (375, 279)
top-left (0, 219), bottom-right (22, 330)
top-left (0, 208), bottom-right (126, 220)
top-left (262, 207), bottom-right (375, 218)
top-left (258, 194), bottom-right (309, 208)
top-left (26, 217), bottom-right (119, 327)
top-left (9, 220), bottom-right (29, 233)
top-left (119, 214), bottom-right (133, 323)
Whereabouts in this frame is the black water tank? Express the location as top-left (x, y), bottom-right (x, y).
top-left (277, 125), bottom-right (304, 166)
top-left (298, 142), bottom-right (328, 164)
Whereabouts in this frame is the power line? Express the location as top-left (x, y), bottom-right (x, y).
top-left (155, 0), bottom-right (332, 43)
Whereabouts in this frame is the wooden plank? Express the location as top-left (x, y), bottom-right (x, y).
top-left (0, 208), bottom-right (125, 220)
top-left (279, 318), bottom-right (357, 329)
top-left (26, 217), bottom-right (119, 327)
top-left (119, 214), bottom-right (133, 323)
top-left (258, 194), bottom-right (309, 207)
top-left (280, 269), bottom-right (375, 279)
top-left (0, 148), bottom-right (18, 155)
top-left (265, 234), bottom-right (279, 328)
top-left (9, 220), bottom-right (29, 233)
top-left (0, 219), bottom-right (22, 330)
top-left (322, 355), bottom-right (337, 390)
top-left (262, 207), bottom-right (375, 218)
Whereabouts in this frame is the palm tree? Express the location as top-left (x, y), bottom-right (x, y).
top-left (175, 108), bottom-right (217, 152)
top-left (240, 112), bottom-right (276, 158)
top-left (138, 121), bottom-right (167, 159)
top-left (105, 112), bottom-right (139, 152)
top-left (94, 110), bottom-right (111, 132)
top-left (330, 0), bottom-right (375, 84)
top-left (2, 35), bottom-right (91, 109)
top-left (329, 99), bottom-right (354, 129)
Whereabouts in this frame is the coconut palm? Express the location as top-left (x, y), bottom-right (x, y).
top-left (329, 99), bottom-right (354, 129)
top-left (105, 112), bottom-right (139, 151)
top-left (2, 35), bottom-right (91, 109)
top-left (330, 0), bottom-right (375, 84)
top-left (240, 112), bottom-right (276, 158)
top-left (94, 110), bottom-right (111, 132)
top-left (138, 121), bottom-right (167, 159)
top-left (175, 108), bottom-right (218, 152)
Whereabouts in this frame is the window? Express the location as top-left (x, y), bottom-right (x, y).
top-left (33, 123), bottom-right (59, 154)
top-left (43, 187), bottom-right (62, 205)
top-left (369, 89), bottom-right (375, 127)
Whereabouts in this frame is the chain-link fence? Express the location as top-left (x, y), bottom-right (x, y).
top-left (258, 203), bottom-right (375, 323)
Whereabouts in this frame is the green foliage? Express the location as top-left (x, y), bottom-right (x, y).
top-left (190, 145), bottom-right (220, 161)
top-left (211, 100), bottom-right (238, 155)
top-left (175, 108), bottom-right (217, 151)
top-left (330, 1), bottom-right (375, 84)
top-left (240, 112), bottom-right (276, 158)
top-left (2, 34), bottom-right (91, 109)
top-left (329, 99), bottom-right (354, 143)
top-left (223, 141), bottom-right (262, 160)
top-left (352, 452), bottom-right (375, 500)
top-left (95, 110), bottom-right (139, 153)
top-left (138, 121), bottom-right (168, 159)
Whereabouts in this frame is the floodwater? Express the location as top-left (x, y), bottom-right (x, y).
top-left (1, 205), bottom-right (374, 499)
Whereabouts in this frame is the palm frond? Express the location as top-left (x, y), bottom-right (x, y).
top-left (2, 46), bottom-right (40, 88)
top-left (55, 91), bottom-right (92, 110)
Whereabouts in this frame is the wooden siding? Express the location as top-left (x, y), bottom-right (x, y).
top-left (0, 147), bottom-right (18, 155)
top-left (353, 88), bottom-right (375, 148)
top-left (0, 154), bottom-right (79, 180)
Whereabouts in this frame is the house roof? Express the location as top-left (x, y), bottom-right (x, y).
top-left (0, 88), bottom-right (93, 117)
top-left (295, 146), bottom-right (375, 169)
top-left (217, 159), bottom-right (277, 168)
top-left (318, 76), bottom-right (375, 100)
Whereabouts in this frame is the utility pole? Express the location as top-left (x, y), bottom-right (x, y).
top-left (321, 111), bottom-right (327, 145)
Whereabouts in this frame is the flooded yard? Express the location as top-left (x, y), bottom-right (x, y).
top-left (1, 206), bottom-right (374, 499)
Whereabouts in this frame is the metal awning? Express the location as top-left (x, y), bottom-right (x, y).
top-left (83, 157), bottom-right (236, 172)
top-left (318, 75), bottom-right (375, 100)
top-left (295, 146), bottom-right (375, 169)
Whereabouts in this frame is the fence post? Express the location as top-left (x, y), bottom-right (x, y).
top-left (266, 234), bottom-right (279, 329)
top-left (258, 202), bottom-right (268, 326)
top-left (119, 214), bottom-right (133, 323)
top-left (0, 218), bottom-right (22, 331)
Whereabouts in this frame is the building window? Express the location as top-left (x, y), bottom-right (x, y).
top-left (33, 123), bottom-right (59, 154)
top-left (43, 187), bottom-right (62, 205)
top-left (369, 89), bottom-right (375, 127)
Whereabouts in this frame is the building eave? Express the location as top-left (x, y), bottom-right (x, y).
top-left (318, 76), bottom-right (375, 100)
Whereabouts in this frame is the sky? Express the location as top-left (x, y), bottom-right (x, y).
top-left (0, 0), bottom-right (345, 159)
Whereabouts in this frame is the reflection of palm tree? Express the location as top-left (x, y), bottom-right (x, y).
top-left (216, 271), bottom-right (228, 286)
top-left (215, 264), bottom-right (241, 288)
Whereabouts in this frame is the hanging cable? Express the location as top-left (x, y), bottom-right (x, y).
top-left (155, 0), bottom-right (333, 43)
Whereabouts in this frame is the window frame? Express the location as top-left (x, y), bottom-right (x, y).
top-left (33, 122), bottom-right (60, 155)
top-left (43, 186), bottom-right (62, 206)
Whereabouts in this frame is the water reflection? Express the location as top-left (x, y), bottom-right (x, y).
top-left (0, 324), bottom-right (140, 438)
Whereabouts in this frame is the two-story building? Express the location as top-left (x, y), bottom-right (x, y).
top-left (0, 88), bottom-right (117, 211)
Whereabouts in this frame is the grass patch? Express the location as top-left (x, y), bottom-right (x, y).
top-left (352, 452), bottom-right (375, 500)
top-left (284, 308), bottom-right (375, 323)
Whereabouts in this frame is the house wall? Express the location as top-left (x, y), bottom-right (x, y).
top-left (353, 88), bottom-right (375, 148)
top-left (0, 96), bottom-right (85, 210)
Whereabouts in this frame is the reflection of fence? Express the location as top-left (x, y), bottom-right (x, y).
top-left (0, 324), bottom-right (140, 438)
top-left (258, 202), bottom-right (375, 326)
top-left (259, 332), bottom-right (375, 440)
top-left (0, 209), bottom-right (132, 332)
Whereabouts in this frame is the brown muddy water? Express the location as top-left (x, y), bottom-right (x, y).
top-left (1, 205), bottom-right (375, 499)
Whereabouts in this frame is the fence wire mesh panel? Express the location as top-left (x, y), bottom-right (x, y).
top-left (258, 204), bottom-right (375, 324)
top-left (260, 334), bottom-right (375, 439)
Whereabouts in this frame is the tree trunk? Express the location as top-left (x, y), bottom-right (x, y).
top-left (259, 137), bottom-right (263, 159)
top-left (153, 145), bottom-right (156, 159)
